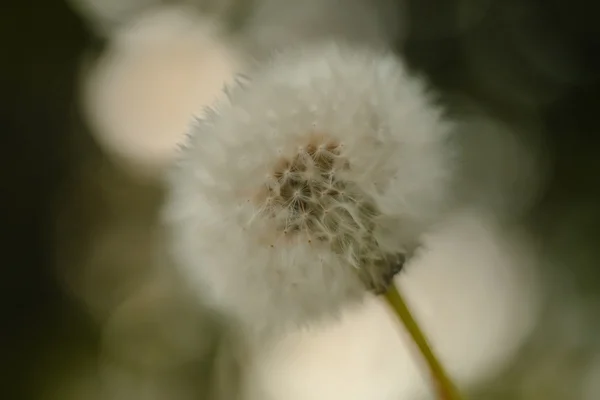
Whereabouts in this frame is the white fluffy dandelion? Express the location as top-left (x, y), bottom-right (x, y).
top-left (163, 42), bottom-right (456, 341)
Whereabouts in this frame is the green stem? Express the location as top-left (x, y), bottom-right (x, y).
top-left (383, 285), bottom-right (464, 400)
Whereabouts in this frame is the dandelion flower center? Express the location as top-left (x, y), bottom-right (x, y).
top-left (254, 134), bottom-right (404, 293)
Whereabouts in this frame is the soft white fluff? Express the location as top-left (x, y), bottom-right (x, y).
top-left (164, 43), bottom-right (456, 339)
top-left (81, 5), bottom-right (242, 178)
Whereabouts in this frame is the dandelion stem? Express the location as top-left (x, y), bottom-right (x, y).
top-left (383, 284), bottom-right (464, 400)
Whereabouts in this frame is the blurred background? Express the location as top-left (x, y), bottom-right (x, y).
top-left (1, 0), bottom-right (599, 399)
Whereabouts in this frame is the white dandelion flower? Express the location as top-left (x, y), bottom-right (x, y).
top-left (163, 42), bottom-right (456, 340)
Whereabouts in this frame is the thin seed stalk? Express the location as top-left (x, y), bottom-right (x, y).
top-left (383, 285), bottom-right (464, 400)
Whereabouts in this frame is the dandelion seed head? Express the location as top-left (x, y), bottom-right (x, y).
top-left (163, 42), bottom-right (455, 338)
